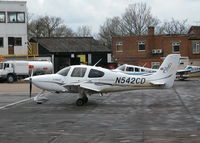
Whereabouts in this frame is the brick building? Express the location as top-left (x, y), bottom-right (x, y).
top-left (112, 26), bottom-right (200, 69)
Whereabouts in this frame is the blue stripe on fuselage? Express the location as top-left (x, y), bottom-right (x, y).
top-left (125, 72), bottom-right (146, 75)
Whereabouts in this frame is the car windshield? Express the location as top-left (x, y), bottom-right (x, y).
top-left (57, 67), bottom-right (71, 76)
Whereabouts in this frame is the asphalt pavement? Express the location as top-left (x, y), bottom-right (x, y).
top-left (0, 79), bottom-right (200, 143)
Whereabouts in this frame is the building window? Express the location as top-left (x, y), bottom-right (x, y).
top-left (172, 42), bottom-right (180, 53)
top-left (138, 41), bottom-right (145, 51)
top-left (151, 62), bottom-right (160, 69)
top-left (192, 42), bottom-right (200, 54)
top-left (0, 38), bottom-right (3, 47)
top-left (0, 12), bottom-right (5, 23)
top-left (15, 37), bottom-right (22, 46)
top-left (116, 41), bottom-right (123, 52)
top-left (17, 12), bottom-right (25, 22)
top-left (8, 12), bottom-right (25, 23)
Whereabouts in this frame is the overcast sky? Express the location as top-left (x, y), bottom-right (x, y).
top-left (25, 0), bottom-right (200, 34)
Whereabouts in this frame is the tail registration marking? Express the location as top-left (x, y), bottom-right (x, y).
top-left (115, 77), bottom-right (146, 84)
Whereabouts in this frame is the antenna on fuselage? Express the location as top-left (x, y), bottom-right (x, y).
top-left (93, 59), bottom-right (102, 66)
top-left (142, 63), bottom-right (147, 67)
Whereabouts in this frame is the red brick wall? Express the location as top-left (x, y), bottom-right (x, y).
top-left (112, 34), bottom-right (200, 67)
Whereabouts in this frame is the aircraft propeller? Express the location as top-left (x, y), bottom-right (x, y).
top-left (29, 77), bottom-right (32, 98)
top-left (29, 69), bottom-right (34, 98)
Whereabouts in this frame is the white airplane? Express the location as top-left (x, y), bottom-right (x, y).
top-left (114, 62), bottom-right (200, 81)
top-left (176, 65), bottom-right (200, 80)
top-left (113, 64), bottom-right (157, 75)
top-left (25, 54), bottom-right (180, 106)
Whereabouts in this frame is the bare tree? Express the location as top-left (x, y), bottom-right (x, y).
top-left (98, 16), bottom-right (123, 48)
top-left (76, 25), bottom-right (92, 37)
top-left (54, 25), bottom-right (75, 37)
top-left (157, 18), bottom-right (189, 34)
top-left (121, 3), bottom-right (159, 36)
top-left (28, 15), bottom-right (75, 38)
top-left (40, 16), bottom-right (63, 37)
top-left (28, 17), bottom-right (45, 38)
top-left (98, 3), bottom-right (159, 47)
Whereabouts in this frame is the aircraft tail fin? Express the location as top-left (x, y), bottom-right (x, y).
top-left (150, 54), bottom-right (180, 88)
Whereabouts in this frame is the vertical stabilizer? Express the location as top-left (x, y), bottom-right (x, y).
top-left (150, 54), bottom-right (180, 88)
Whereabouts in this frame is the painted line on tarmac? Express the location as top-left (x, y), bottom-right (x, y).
top-left (0, 97), bottom-right (33, 110)
top-left (0, 92), bottom-right (39, 95)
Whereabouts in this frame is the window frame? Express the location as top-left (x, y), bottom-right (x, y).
top-left (0, 37), bottom-right (3, 48)
top-left (192, 42), bottom-right (200, 54)
top-left (116, 41), bottom-right (123, 52)
top-left (14, 37), bottom-right (22, 46)
top-left (138, 41), bottom-right (146, 51)
top-left (7, 12), bottom-right (25, 23)
top-left (172, 42), bottom-right (180, 53)
top-left (0, 12), bottom-right (6, 23)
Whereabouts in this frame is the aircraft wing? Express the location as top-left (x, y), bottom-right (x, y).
top-left (176, 69), bottom-right (191, 75)
top-left (63, 82), bottom-right (111, 92)
top-left (79, 83), bottom-right (102, 92)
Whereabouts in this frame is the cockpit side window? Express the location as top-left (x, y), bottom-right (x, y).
top-left (186, 66), bottom-right (192, 70)
top-left (126, 67), bottom-right (134, 72)
top-left (71, 67), bottom-right (87, 77)
top-left (88, 69), bottom-right (104, 78)
top-left (57, 67), bottom-right (71, 76)
top-left (135, 68), bottom-right (139, 72)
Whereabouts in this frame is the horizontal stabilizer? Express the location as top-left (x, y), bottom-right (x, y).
top-left (150, 81), bottom-right (165, 86)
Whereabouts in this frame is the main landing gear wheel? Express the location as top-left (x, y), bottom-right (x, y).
top-left (76, 98), bottom-right (84, 106)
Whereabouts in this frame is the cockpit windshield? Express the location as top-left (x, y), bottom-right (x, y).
top-left (57, 67), bottom-right (71, 76)
top-left (117, 65), bottom-right (125, 71)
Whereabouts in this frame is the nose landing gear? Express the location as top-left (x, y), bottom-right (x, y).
top-left (34, 90), bottom-right (49, 104)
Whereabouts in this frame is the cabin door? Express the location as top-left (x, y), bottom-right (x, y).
top-left (8, 37), bottom-right (15, 55)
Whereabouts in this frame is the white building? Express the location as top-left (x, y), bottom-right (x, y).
top-left (0, 1), bottom-right (28, 57)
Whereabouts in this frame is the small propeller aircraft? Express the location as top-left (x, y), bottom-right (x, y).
top-left (176, 65), bottom-right (200, 80)
top-left (25, 54), bottom-right (180, 106)
top-left (113, 64), bottom-right (157, 75)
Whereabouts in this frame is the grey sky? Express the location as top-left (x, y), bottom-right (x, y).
top-left (25, 0), bottom-right (200, 34)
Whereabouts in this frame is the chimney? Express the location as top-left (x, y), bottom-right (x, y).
top-left (148, 26), bottom-right (154, 36)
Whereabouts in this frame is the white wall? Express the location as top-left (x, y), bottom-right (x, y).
top-left (0, 1), bottom-right (27, 56)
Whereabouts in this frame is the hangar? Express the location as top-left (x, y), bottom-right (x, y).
top-left (30, 37), bottom-right (111, 72)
